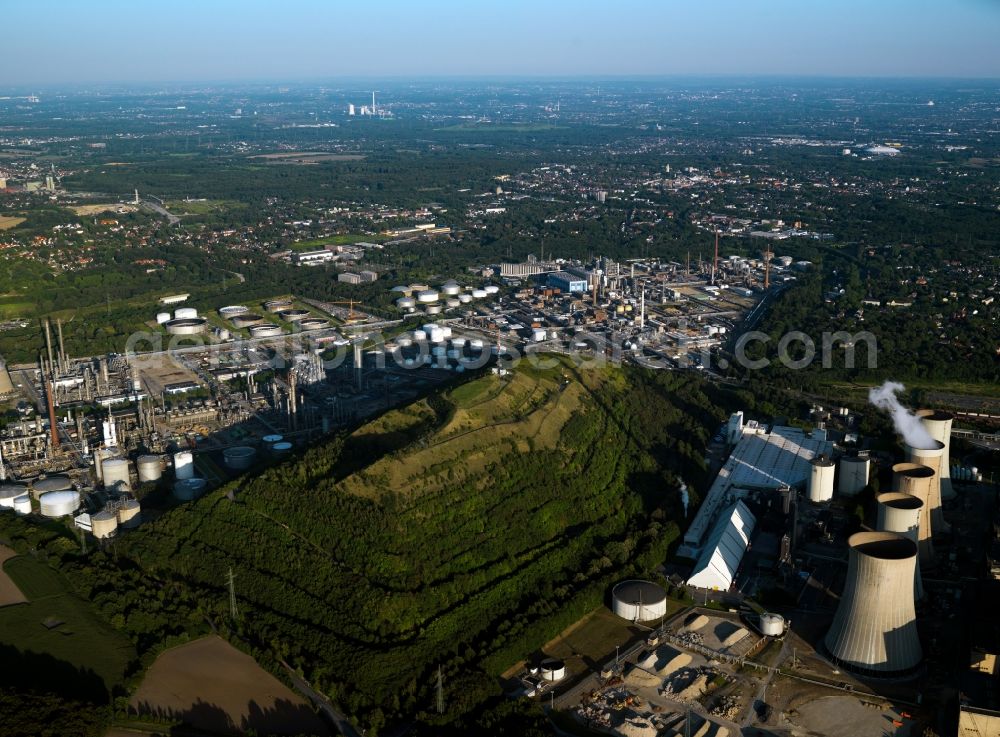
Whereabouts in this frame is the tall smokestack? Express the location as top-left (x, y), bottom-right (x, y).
top-left (917, 410), bottom-right (955, 501)
top-left (57, 318), bottom-right (66, 373)
top-left (907, 441), bottom-right (947, 535)
top-left (43, 319), bottom-right (55, 379)
top-left (824, 531), bottom-right (922, 677)
top-left (876, 493), bottom-right (925, 599)
top-left (46, 379), bottom-right (60, 448)
top-left (712, 231), bottom-right (719, 285)
top-left (892, 462), bottom-right (935, 564)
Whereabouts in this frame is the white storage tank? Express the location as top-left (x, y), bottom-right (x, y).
top-left (174, 307), bottom-right (198, 320)
top-left (396, 297), bottom-right (416, 310)
top-left (532, 328), bottom-right (547, 342)
top-left (137, 455), bottom-right (163, 483)
top-left (457, 293), bottom-right (473, 304)
top-left (31, 475), bottom-right (72, 499)
top-left (249, 324), bottom-right (283, 338)
top-left (272, 441), bottom-right (293, 455)
top-left (39, 490), bottom-right (80, 517)
top-left (484, 285), bottom-right (500, 294)
top-left (223, 446), bottom-right (256, 470)
top-left (808, 455), bottom-right (836, 502)
top-left (174, 450), bottom-right (195, 480)
top-left (155, 312), bottom-right (172, 324)
top-left (471, 288), bottom-right (488, 299)
top-left (759, 612), bottom-right (785, 637)
top-left (12, 495), bottom-right (31, 515)
top-left (91, 510), bottom-right (118, 539)
top-left (173, 478), bottom-right (207, 501)
top-left (262, 434), bottom-right (284, 449)
top-left (117, 499), bottom-right (142, 528)
top-left (218, 305), bottom-right (249, 318)
top-left (838, 455), bottom-right (870, 497)
top-left (611, 580), bottom-right (668, 622)
top-left (102, 458), bottom-right (131, 491)
top-left (0, 484), bottom-right (25, 508)
top-left (425, 304), bottom-right (442, 315)
top-left (441, 281), bottom-right (461, 296)
top-left (445, 299), bottom-right (461, 308)
top-left (416, 289), bottom-right (439, 303)
top-left (539, 658), bottom-right (566, 682)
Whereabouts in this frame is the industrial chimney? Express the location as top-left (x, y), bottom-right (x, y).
top-left (876, 493), bottom-right (924, 599)
top-left (892, 462), bottom-right (935, 564)
top-left (824, 531), bottom-right (922, 677)
top-left (907, 440), bottom-right (947, 534)
top-left (916, 410), bottom-right (955, 501)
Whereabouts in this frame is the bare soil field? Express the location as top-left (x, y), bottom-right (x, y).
top-left (250, 151), bottom-right (365, 164)
top-left (70, 204), bottom-right (137, 216)
top-left (0, 216), bottom-right (26, 230)
top-left (130, 635), bottom-right (330, 736)
top-left (0, 545), bottom-right (27, 607)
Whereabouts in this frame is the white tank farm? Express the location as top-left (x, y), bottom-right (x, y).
top-left (39, 490), bottom-right (80, 517)
top-left (759, 612), bottom-right (785, 637)
top-left (611, 580), bottom-right (668, 622)
top-left (155, 312), bottom-right (172, 324)
top-left (137, 455), bottom-right (163, 483)
top-left (117, 499), bottom-right (142, 528)
top-left (471, 288), bottom-right (488, 299)
top-left (102, 458), bottom-right (131, 491)
top-left (457, 293), bottom-right (473, 304)
top-left (416, 290), bottom-right (439, 303)
top-left (539, 658), bottom-right (566, 682)
top-left (808, 455), bottom-right (836, 502)
top-left (174, 450), bottom-right (195, 480)
top-left (484, 285), bottom-right (500, 294)
top-left (174, 478), bottom-right (207, 501)
top-left (838, 455), bottom-right (870, 497)
top-left (12, 495), bottom-right (31, 515)
top-left (223, 446), bottom-right (256, 470)
top-left (441, 281), bottom-right (461, 296)
top-left (0, 484), bottom-right (26, 508)
top-left (91, 510), bottom-right (118, 539)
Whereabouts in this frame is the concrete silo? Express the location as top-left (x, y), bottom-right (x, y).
top-left (918, 410), bottom-right (954, 501)
top-left (892, 462), bottom-right (935, 564)
top-left (824, 532), bottom-right (922, 677)
top-left (907, 441), bottom-right (947, 534)
top-left (91, 510), bottom-right (118, 539)
top-left (137, 455), bottom-right (163, 483)
top-left (837, 455), bottom-right (870, 497)
top-left (101, 458), bottom-right (131, 491)
top-left (807, 455), bottom-right (836, 502)
top-left (876, 493), bottom-right (924, 599)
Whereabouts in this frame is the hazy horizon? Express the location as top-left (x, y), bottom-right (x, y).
top-left (4, 0), bottom-right (1000, 86)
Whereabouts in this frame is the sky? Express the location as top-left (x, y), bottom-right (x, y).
top-left (4, 0), bottom-right (1000, 85)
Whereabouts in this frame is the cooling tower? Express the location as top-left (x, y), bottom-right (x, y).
top-left (824, 531), bottom-right (922, 677)
top-left (892, 462), bottom-right (934, 564)
top-left (917, 410), bottom-right (954, 501)
top-left (876, 493), bottom-right (924, 599)
top-left (907, 441), bottom-right (947, 534)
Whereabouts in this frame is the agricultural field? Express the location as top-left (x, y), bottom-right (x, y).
top-left (163, 198), bottom-right (244, 216)
top-left (0, 554), bottom-right (134, 699)
top-left (0, 215), bottom-right (26, 229)
top-left (130, 635), bottom-right (329, 736)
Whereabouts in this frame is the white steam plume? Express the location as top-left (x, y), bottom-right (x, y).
top-left (679, 482), bottom-right (689, 517)
top-left (868, 381), bottom-right (935, 449)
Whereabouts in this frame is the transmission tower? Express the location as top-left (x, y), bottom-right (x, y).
top-left (227, 567), bottom-right (239, 621)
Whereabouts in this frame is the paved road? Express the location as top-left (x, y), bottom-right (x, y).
top-left (141, 196), bottom-right (180, 225)
top-left (281, 660), bottom-right (362, 737)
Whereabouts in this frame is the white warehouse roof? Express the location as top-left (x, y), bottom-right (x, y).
top-left (687, 500), bottom-right (756, 591)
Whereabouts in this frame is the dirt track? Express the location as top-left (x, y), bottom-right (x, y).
top-left (130, 635), bottom-right (329, 736)
top-left (0, 546), bottom-right (27, 607)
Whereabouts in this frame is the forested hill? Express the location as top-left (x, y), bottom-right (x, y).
top-left (120, 359), bottom-right (731, 733)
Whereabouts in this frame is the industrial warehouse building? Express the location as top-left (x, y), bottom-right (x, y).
top-left (686, 500), bottom-right (756, 591)
top-left (546, 271), bottom-right (588, 293)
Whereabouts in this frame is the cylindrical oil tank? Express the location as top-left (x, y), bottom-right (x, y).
top-left (174, 450), bottom-right (194, 480)
top-left (298, 318), bottom-right (327, 330)
top-left (917, 409), bottom-right (954, 501)
top-left (441, 282), bottom-right (461, 296)
top-left (396, 297), bottom-right (416, 310)
top-left (262, 434), bottom-right (283, 449)
top-left (39, 490), bottom-right (80, 517)
top-left (445, 298), bottom-right (461, 308)
top-left (824, 532), bottom-right (922, 676)
top-left (91, 510), bottom-right (118, 539)
top-left (173, 478), bottom-right (207, 501)
top-left (892, 462), bottom-right (935, 564)
top-left (876, 492), bottom-right (924, 599)
top-left (457, 293), bottom-right (473, 304)
top-left (611, 580), bottom-right (668, 622)
top-left (12, 495), bottom-right (31, 515)
top-left (249, 324), bottom-right (283, 338)
top-left (539, 658), bottom-right (566, 682)
top-left (416, 289), bottom-right (439, 303)
top-left (808, 456), bottom-right (836, 502)
top-left (155, 312), bottom-right (172, 324)
top-left (759, 612), bottom-right (785, 637)
top-left (102, 458), bottom-right (131, 491)
top-left (907, 441), bottom-right (947, 534)
top-left (484, 284), bottom-right (499, 294)
top-left (272, 441), bottom-right (293, 455)
top-left (165, 318), bottom-right (207, 335)
top-left (838, 455), bottom-right (870, 497)
top-left (223, 446), bottom-right (256, 471)
top-left (425, 304), bottom-right (442, 315)
top-left (117, 499), bottom-right (142, 528)
top-left (471, 288), bottom-right (488, 299)
top-left (137, 455), bottom-right (163, 483)
top-left (279, 309), bottom-right (309, 322)
top-left (218, 305), bottom-right (249, 318)
top-left (265, 299), bottom-right (293, 313)
top-left (231, 313), bottom-right (263, 328)
top-left (31, 475), bottom-right (72, 500)
top-left (0, 484), bottom-right (26, 508)
top-left (174, 307), bottom-right (198, 320)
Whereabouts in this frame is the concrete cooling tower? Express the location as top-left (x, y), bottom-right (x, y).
top-left (917, 410), bottom-right (954, 501)
top-left (876, 493), bottom-right (924, 599)
top-left (824, 532), bottom-right (922, 677)
top-left (892, 462), bottom-right (935, 564)
top-left (907, 440), bottom-right (948, 534)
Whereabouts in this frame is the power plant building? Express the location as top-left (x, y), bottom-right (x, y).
top-left (686, 500), bottom-right (756, 591)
